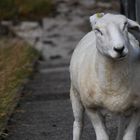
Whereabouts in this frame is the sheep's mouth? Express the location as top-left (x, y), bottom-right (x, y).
top-left (116, 53), bottom-right (127, 59)
top-left (108, 50), bottom-right (127, 59)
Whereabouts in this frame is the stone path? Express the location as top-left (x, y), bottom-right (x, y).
top-left (5, 62), bottom-right (96, 140)
top-left (3, 0), bottom-right (123, 140)
top-left (11, 0), bottom-right (119, 62)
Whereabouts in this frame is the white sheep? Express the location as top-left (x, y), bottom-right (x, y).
top-left (70, 13), bottom-right (140, 140)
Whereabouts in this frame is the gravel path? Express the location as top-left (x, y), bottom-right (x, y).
top-left (3, 1), bottom-right (125, 140)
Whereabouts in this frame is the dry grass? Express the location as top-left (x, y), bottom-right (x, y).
top-left (0, 38), bottom-right (39, 133)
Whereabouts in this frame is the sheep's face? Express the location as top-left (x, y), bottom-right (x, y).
top-left (90, 13), bottom-right (140, 59)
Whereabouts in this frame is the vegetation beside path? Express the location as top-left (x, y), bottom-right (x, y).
top-left (0, 37), bottom-right (39, 135)
top-left (0, 0), bottom-right (54, 136)
top-left (0, 0), bottom-right (54, 20)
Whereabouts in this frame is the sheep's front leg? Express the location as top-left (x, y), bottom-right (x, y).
top-left (70, 87), bottom-right (84, 140)
top-left (123, 110), bottom-right (140, 140)
top-left (86, 109), bottom-right (109, 140)
top-left (116, 114), bottom-right (126, 140)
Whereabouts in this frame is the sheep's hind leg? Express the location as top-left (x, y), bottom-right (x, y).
top-left (123, 110), bottom-right (140, 140)
top-left (70, 86), bottom-right (84, 140)
top-left (86, 108), bottom-right (109, 140)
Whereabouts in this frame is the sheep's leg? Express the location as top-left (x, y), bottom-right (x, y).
top-left (123, 110), bottom-right (140, 140)
top-left (70, 87), bottom-right (84, 140)
top-left (116, 114), bottom-right (126, 140)
top-left (86, 109), bottom-right (109, 140)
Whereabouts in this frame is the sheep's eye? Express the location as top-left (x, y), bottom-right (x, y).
top-left (123, 22), bottom-right (128, 31)
top-left (95, 28), bottom-right (103, 35)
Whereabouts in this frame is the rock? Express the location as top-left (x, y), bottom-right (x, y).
top-left (97, 2), bottom-right (112, 9)
top-left (42, 18), bottom-right (65, 30)
top-left (12, 23), bottom-right (43, 47)
top-left (1, 21), bottom-right (13, 27)
top-left (80, 0), bottom-right (95, 7)
top-left (14, 22), bottom-right (40, 31)
top-left (34, 41), bottom-right (44, 52)
top-left (16, 28), bottom-right (42, 38)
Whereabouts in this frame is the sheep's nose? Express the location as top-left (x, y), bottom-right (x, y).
top-left (114, 46), bottom-right (124, 54)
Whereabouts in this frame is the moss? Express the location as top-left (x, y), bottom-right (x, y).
top-left (0, 38), bottom-right (39, 134)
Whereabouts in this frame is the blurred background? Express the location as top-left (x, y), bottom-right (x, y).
top-left (0, 0), bottom-right (139, 140)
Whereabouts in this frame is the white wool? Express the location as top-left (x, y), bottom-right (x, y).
top-left (70, 13), bottom-right (140, 140)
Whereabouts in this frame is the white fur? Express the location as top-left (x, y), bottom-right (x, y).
top-left (70, 13), bottom-right (140, 140)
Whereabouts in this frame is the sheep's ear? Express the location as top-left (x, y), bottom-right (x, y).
top-left (90, 13), bottom-right (104, 29)
top-left (127, 19), bottom-right (140, 31)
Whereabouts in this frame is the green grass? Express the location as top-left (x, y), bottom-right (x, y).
top-left (0, 38), bottom-right (39, 134)
top-left (0, 0), bottom-right (54, 20)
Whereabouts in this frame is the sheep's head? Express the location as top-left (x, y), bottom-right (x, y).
top-left (90, 13), bottom-right (140, 59)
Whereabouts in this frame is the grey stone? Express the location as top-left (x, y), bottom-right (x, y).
top-left (80, 0), bottom-right (95, 7)
top-left (15, 22), bottom-right (40, 31)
